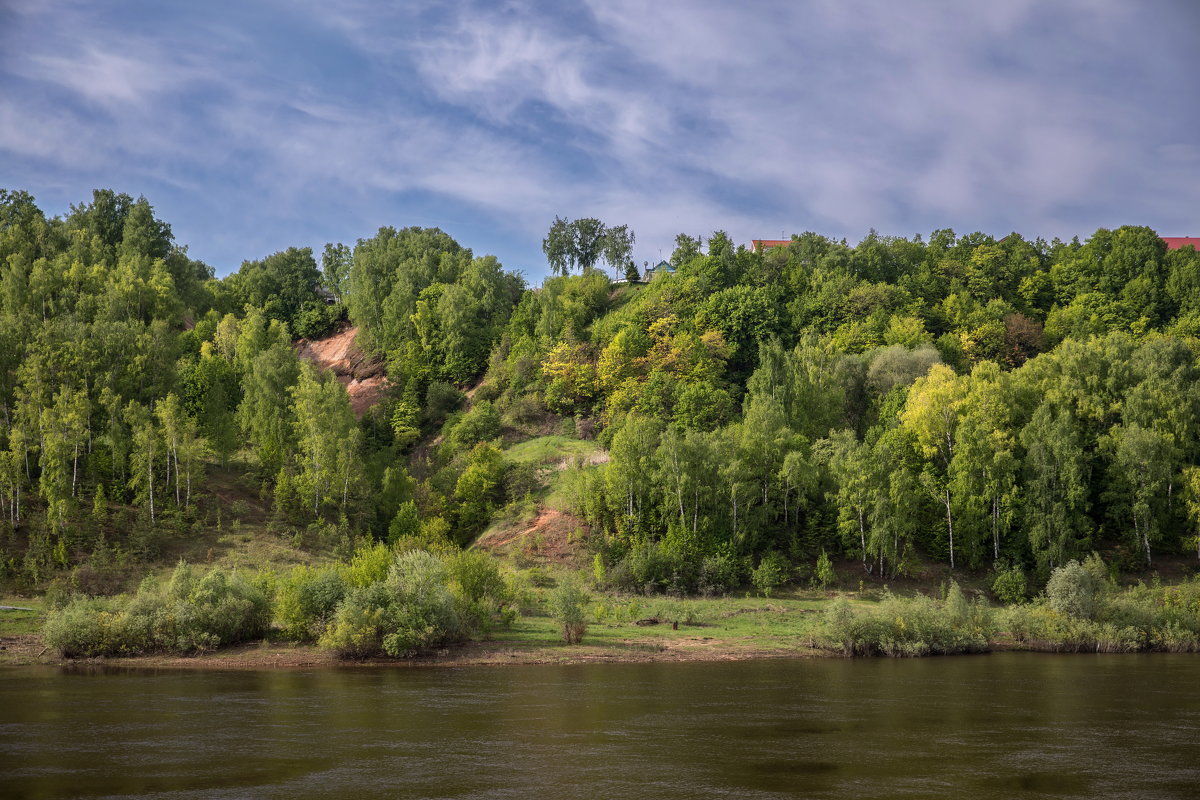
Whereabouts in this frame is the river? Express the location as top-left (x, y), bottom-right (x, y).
top-left (3, 653), bottom-right (1198, 798)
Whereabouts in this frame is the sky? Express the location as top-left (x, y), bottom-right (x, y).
top-left (2, 0), bottom-right (1199, 281)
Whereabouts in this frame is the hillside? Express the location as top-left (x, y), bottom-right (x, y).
top-left (295, 325), bottom-right (388, 417)
top-left (3, 190), bottom-right (1200, 613)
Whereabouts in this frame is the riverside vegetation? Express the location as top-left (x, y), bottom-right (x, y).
top-left (4, 188), bottom-right (1200, 661)
top-left (36, 550), bottom-right (1200, 660)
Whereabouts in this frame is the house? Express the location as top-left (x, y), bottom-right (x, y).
top-left (754, 235), bottom-right (1200, 253)
top-left (750, 239), bottom-right (791, 253)
top-left (642, 260), bottom-right (675, 281)
top-left (1163, 237), bottom-right (1200, 251)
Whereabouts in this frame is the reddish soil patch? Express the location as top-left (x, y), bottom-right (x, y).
top-left (476, 508), bottom-right (590, 567)
top-left (294, 325), bottom-right (388, 417)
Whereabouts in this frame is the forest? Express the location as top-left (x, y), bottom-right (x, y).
top-left (4, 187), bottom-right (1200, 607)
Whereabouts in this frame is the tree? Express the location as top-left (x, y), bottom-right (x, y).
top-left (1020, 402), bottom-right (1091, 570)
top-left (239, 343), bottom-right (300, 473)
top-left (900, 364), bottom-right (968, 568)
top-left (1182, 466), bottom-right (1200, 561)
top-left (542, 217), bottom-right (636, 277)
top-left (228, 247), bottom-right (321, 331)
top-left (321, 242), bottom-right (352, 301)
top-left (816, 429), bottom-right (877, 572)
top-left (1104, 423), bottom-right (1175, 566)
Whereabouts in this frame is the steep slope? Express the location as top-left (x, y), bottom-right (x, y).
top-left (294, 325), bottom-right (388, 416)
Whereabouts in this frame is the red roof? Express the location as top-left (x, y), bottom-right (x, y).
top-left (751, 239), bottom-right (791, 251)
top-left (1163, 237), bottom-right (1200, 251)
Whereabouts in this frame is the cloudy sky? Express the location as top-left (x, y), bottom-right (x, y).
top-left (2, 0), bottom-right (1199, 280)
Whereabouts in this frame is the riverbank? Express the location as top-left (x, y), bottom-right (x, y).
top-left (2, 595), bottom-right (831, 670)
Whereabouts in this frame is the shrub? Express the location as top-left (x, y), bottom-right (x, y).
top-left (424, 381), bottom-right (465, 425)
top-left (319, 550), bottom-right (464, 659)
top-left (446, 550), bottom-right (517, 635)
top-left (44, 562), bottom-right (271, 657)
top-left (752, 552), bottom-right (790, 597)
top-left (698, 550), bottom-right (744, 597)
top-left (823, 591), bottom-right (994, 657)
top-left (276, 565), bottom-right (347, 640)
top-left (342, 542), bottom-right (393, 587)
top-left (549, 577), bottom-right (590, 644)
top-left (1045, 560), bottom-right (1100, 620)
top-left (381, 550), bottom-right (462, 656)
top-left (992, 564), bottom-right (1027, 604)
top-left (448, 401), bottom-right (502, 450)
top-left (814, 551), bottom-right (837, 590)
top-left (319, 583), bottom-right (391, 659)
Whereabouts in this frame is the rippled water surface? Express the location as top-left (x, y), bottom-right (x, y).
top-left (3, 653), bottom-right (1200, 799)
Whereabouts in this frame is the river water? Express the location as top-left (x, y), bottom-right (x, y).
top-left (3, 653), bottom-right (1199, 799)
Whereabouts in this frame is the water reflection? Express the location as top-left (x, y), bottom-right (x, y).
top-left (2, 654), bottom-right (1199, 799)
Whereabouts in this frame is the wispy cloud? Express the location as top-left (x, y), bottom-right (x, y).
top-left (2, 0), bottom-right (1198, 276)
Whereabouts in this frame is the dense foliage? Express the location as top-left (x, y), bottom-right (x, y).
top-left (6, 186), bottom-right (1200, 603)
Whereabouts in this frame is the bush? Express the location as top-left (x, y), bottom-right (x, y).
top-left (1045, 560), bottom-right (1100, 620)
top-left (698, 551), bottom-right (744, 597)
top-left (991, 564), bottom-right (1027, 604)
top-left (752, 552), bottom-right (789, 597)
top-left (823, 590), bottom-right (994, 657)
top-left (548, 577), bottom-right (590, 644)
top-left (319, 550), bottom-right (464, 659)
top-left (44, 562), bottom-right (271, 657)
top-left (448, 401), bottom-right (502, 450)
top-left (424, 381), bottom-right (465, 425)
top-left (276, 565), bottom-right (347, 640)
top-left (814, 551), bottom-right (837, 589)
top-left (446, 550), bottom-right (518, 635)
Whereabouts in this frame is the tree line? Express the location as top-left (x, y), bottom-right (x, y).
top-left (4, 186), bottom-right (1200, 593)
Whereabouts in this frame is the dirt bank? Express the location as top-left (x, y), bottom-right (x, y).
top-left (294, 325), bottom-right (388, 417)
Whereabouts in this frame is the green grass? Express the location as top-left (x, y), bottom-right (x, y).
top-left (0, 596), bottom-right (48, 637)
top-left (487, 581), bottom-right (850, 656)
top-left (504, 435), bottom-right (602, 466)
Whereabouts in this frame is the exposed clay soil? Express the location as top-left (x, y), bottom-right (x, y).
top-left (475, 508), bottom-right (591, 567)
top-left (294, 325), bottom-right (388, 417)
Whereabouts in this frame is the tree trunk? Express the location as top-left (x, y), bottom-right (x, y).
top-left (859, 509), bottom-right (867, 571)
top-left (991, 495), bottom-right (1000, 561)
top-left (148, 445), bottom-right (155, 525)
top-left (944, 487), bottom-right (955, 570)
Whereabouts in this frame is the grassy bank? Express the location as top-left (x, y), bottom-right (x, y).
top-left (10, 549), bottom-right (1200, 670)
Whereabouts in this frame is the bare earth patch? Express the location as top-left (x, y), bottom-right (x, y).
top-left (475, 508), bottom-right (590, 567)
top-left (294, 325), bottom-right (388, 417)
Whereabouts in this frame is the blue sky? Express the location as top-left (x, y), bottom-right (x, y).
top-left (2, 0), bottom-right (1199, 281)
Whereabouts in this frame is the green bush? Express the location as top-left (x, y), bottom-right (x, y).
top-left (752, 552), bottom-right (789, 597)
top-left (823, 590), bottom-right (994, 657)
top-left (548, 577), bottom-right (590, 644)
top-left (698, 550), bottom-right (744, 597)
top-left (44, 562), bottom-right (271, 657)
top-left (446, 550), bottom-right (518, 636)
top-left (448, 401), bottom-right (502, 450)
top-left (1002, 575), bottom-right (1200, 653)
top-left (991, 565), bottom-right (1027, 604)
top-left (319, 550), bottom-right (464, 659)
top-left (1045, 560), bottom-right (1100, 620)
top-left (276, 565), bottom-right (347, 640)
top-left (814, 551), bottom-right (837, 590)
top-left (424, 381), bottom-right (465, 425)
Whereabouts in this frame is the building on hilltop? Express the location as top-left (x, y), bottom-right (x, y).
top-left (750, 239), bottom-right (791, 253)
top-left (642, 260), bottom-right (675, 281)
top-left (753, 235), bottom-right (1200, 253)
top-left (1163, 237), bottom-right (1200, 251)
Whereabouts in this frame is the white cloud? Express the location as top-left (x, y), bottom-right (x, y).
top-left (2, 0), bottom-right (1198, 274)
